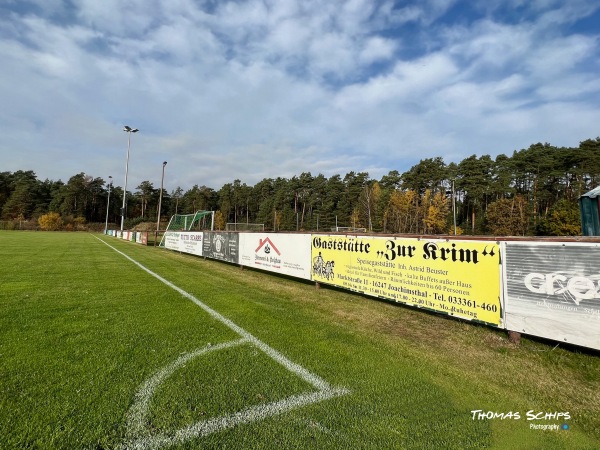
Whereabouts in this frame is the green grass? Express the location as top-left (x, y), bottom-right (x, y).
top-left (0, 231), bottom-right (598, 449)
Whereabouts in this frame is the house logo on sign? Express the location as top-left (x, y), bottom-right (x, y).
top-left (254, 237), bottom-right (282, 268)
top-left (255, 237), bottom-right (281, 256)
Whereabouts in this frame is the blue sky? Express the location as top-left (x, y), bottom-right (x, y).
top-left (1, 0), bottom-right (599, 193)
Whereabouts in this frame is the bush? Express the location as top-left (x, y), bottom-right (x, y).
top-left (214, 211), bottom-right (225, 230)
top-left (536, 200), bottom-right (581, 236)
top-left (485, 197), bottom-right (529, 236)
top-left (73, 216), bottom-right (87, 231)
top-left (38, 213), bottom-right (63, 231)
top-left (132, 222), bottom-right (158, 232)
top-left (0, 221), bottom-right (18, 230)
top-left (124, 216), bottom-right (149, 230)
top-left (87, 222), bottom-right (110, 232)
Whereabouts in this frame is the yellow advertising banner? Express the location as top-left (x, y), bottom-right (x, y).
top-left (311, 235), bottom-right (502, 326)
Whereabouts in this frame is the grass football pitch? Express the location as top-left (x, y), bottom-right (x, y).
top-left (0, 231), bottom-right (599, 449)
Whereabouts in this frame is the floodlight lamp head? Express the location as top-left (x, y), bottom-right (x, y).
top-left (123, 125), bottom-right (131, 131)
top-left (163, 161), bottom-right (167, 166)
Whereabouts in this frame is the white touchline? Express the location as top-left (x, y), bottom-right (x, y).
top-left (94, 237), bottom-right (349, 449)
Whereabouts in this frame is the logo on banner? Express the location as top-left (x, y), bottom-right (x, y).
top-left (524, 271), bottom-right (600, 304)
top-left (312, 252), bottom-right (335, 280)
top-left (213, 235), bottom-right (226, 254)
top-left (254, 237), bottom-right (282, 268)
top-left (255, 237), bottom-right (281, 256)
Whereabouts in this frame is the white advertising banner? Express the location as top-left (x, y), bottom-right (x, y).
top-left (178, 232), bottom-right (203, 256)
top-left (163, 231), bottom-right (203, 256)
top-left (504, 242), bottom-right (600, 350)
top-left (239, 233), bottom-right (312, 280)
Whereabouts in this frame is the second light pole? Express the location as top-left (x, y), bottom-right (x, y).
top-left (157, 161), bottom-right (167, 232)
top-left (121, 125), bottom-right (139, 231)
top-left (104, 175), bottom-right (112, 234)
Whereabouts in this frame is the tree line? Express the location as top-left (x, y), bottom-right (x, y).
top-left (2, 138), bottom-right (599, 235)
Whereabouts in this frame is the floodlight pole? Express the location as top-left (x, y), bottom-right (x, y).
top-left (157, 161), bottom-right (167, 232)
top-left (104, 176), bottom-right (112, 234)
top-left (120, 125), bottom-right (139, 231)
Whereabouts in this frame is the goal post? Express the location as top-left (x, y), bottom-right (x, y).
top-left (159, 211), bottom-right (214, 247)
top-left (225, 223), bottom-right (265, 232)
top-left (330, 226), bottom-right (367, 233)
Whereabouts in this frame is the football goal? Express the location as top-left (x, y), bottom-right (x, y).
top-left (225, 223), bottom-right (265, 232)
top-left (164, 211), bottom-right (214, 232)
top-left (159, 211), bottom-right (214, 247)
top-left (331, 226), bottom-right (367, 233)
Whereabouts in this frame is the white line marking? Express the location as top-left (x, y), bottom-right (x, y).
top-left (125, 339), bottom-right (248, 441)
top-left (95, 237), bottom-right (331, 390)
top-left (94, 237), bottom-right (349, 449)
top-left (126, 388), bottom-right (348, 450)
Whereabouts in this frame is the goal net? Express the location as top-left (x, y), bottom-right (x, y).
top-left (165, 211), bottom-right (214, 232)
top-left (330, 226), bottom-right (367, 233)
top-left (225, 223), bottom-right (265, 232)
top-left (159, 211), bottom-right (214, 247)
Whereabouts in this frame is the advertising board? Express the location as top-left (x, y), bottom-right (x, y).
top-left (136, 232), bottom-right (148, 245)
top-left (504, 242), bottom-right (600, 350)
top-left (163, 231), bottom-right (180, 251)
top-left (162, 231), bottom-right (203, 256)
top-left (239, 233), bottom-right (312, 280)
top-left (203, 232), bottom-right (239, 263)
top-left (311, 235), bottom-right (502, 326)
top-left (178, 232), bottom-right (203, 255)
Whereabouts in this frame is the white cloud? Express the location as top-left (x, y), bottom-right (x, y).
top-left (524, 34), bottom-right (597, 78)
top-left (447, 20), bottom-right (533, 69)
top-left (359, 36), bottom-right (397, 64)
top-left (334, 52), bottom-right (459, 111)
top-left (0, 0), bottom-right (599, 191)
top-left (76, 0), bottom-right (159, 35)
